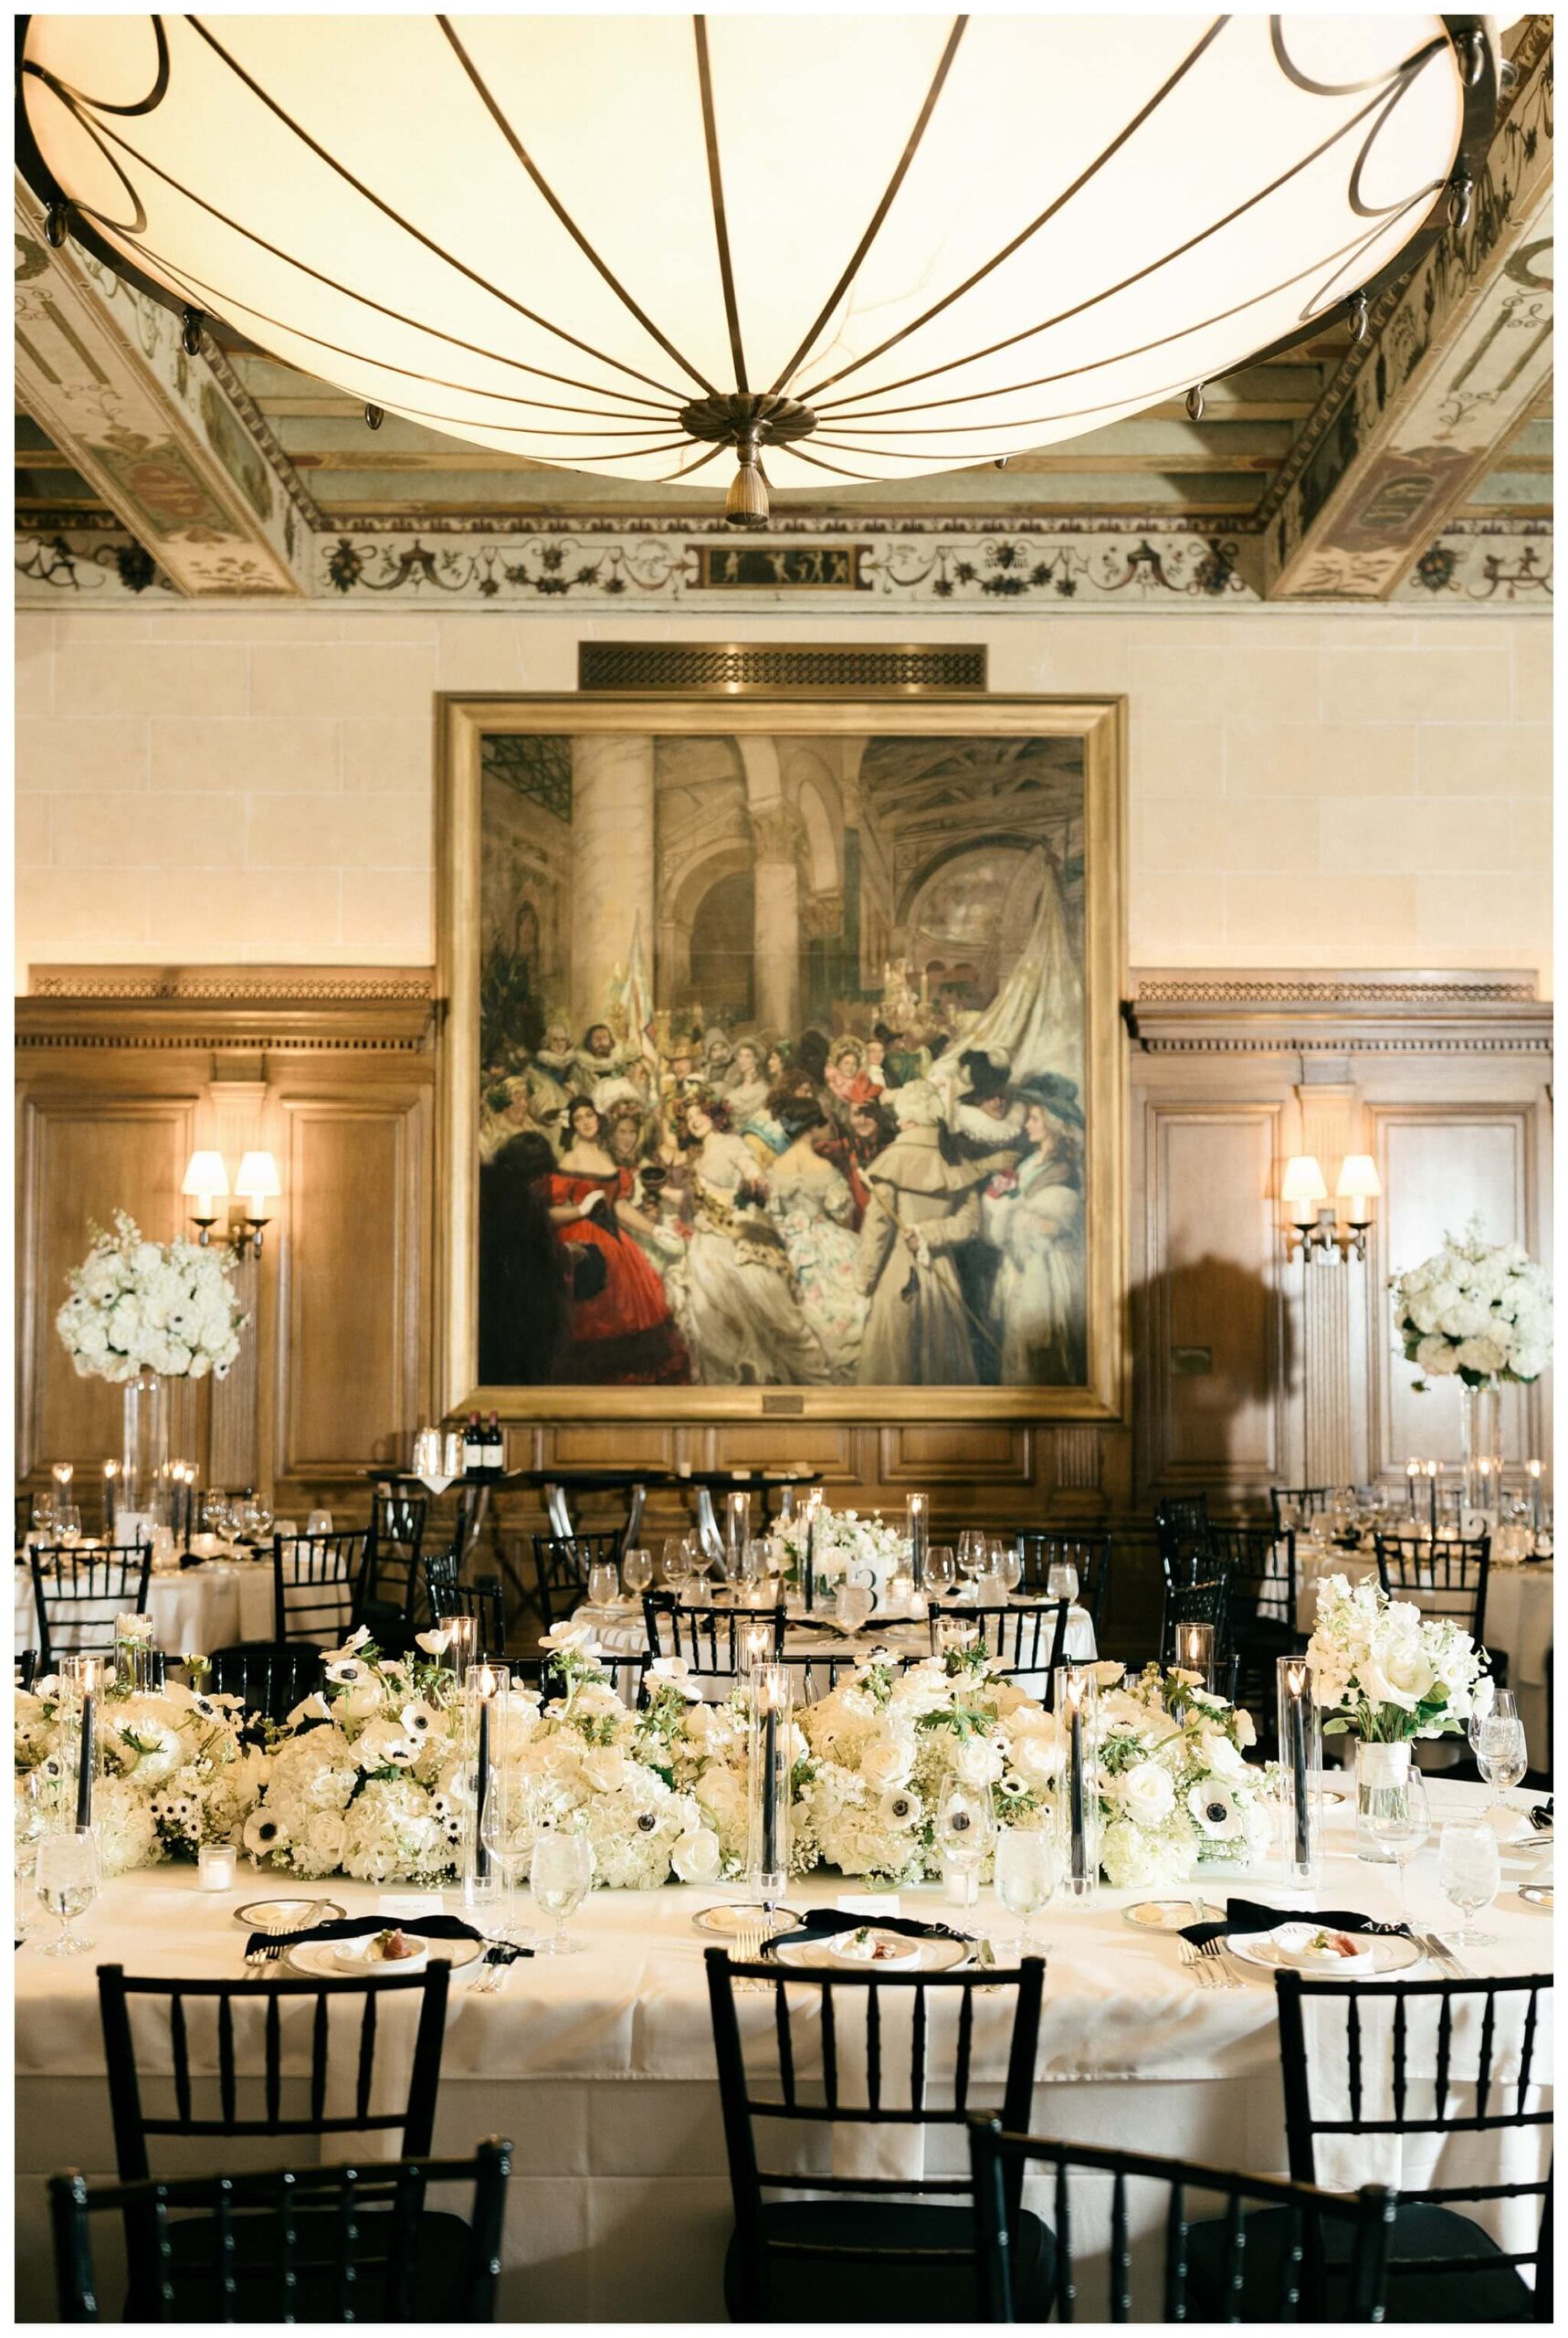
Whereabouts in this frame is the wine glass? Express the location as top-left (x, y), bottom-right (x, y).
top-left (622, 1547), bottom-right (653, 1601)
top-left (479, 1788), bottom-right (540, 1948)
top-left (687, 1536), bottom-right (716, 1593)
top-left (926, 1546), bottom-right (956, 1596)
top-left (1045, 1559), bottom-right (1079, 1606)
top-left (659, 1537), bottom-right (691, 1593)
top-left (934, 1774), bottom-right (994, 1902)
top-left (29, 1492), bottom-right (56, 1541)
top-left (14, 1776), bottom-right (47, 1943)
top-left (306, 1509), bottom-right (334, 1536)
top-left (1476, 1716), bottom-right (1528, 1824)
top-left (36, 1827), bottom-right (100, 1957)
top-left (1366, 1767), bottom-right (1430, 1926)
top-left (835, 1581), bottom-right (875, 1636)
top-left (957, 1531), bottom-right (987, 1586)
top-left (1436, 1815), bottom-right (1501, 1947)
top-left (586, 1560), bottom-right (619, 1610)
top-left (994, 1827), bottom-right (1055, 1953)
top-left (531, 1830), bottom-right (593, 1955)
top-left (989, 1541), bottom-right (1022, 1597)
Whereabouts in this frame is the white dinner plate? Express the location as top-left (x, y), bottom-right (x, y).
top-left (233, 1897), bottom-right (346, 1930)
top-left (771, 1930), bottom-right (971, 1974)
top-left (283, 1932), bottom-right (485, 1979)
top-left (1519, 1881), bottom-right (1552, 1909)
top-left (1226, 1925), bottom-right (1421, 1976)
top-left (330, 1932), bottom-right (430, 1974)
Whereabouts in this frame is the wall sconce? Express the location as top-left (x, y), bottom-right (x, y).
top-left (1283, 1153), bottom-right (1382, 1265)
top-left (182, 1150), bottom-right (281, 1259)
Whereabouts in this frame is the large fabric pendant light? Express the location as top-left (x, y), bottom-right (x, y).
top-left (17, 15), bottom-right (1495, 524)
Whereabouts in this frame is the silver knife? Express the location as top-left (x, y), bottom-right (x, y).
top-left (1421, 1931), bottom-right (1470, 1980)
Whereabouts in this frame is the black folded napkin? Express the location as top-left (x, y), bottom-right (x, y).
top-left (1179, 1898), bottom-right (1408, 1949)
top-left (1529, 1799), bottom-right (1553, 1832)
top-left (762, 1907), bottom-right (974, 1957)
top-left (244, 1911), bottom-right (483, 1957)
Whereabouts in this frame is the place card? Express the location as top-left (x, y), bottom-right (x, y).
top-left (836, 1892), bottom-right (900, 1920)
top-left (378, 1891), bottom-right (444, 1921)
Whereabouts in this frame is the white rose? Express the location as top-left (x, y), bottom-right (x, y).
top-left (670, 1828), bottom-right (721, 1884)
top-left (859, 1738), bottom-right (914, 1791)
top-left (953, 1734), bottom-right (1004, 1786)
top-left (1120, 1760), bottom-right (1176, 1825)
top-left (695, 1766), bottom-right (745, 1824)
top-left (1415, 1334), bottom-right (1458, 1377)
top-left (581, 1747), bottom-right (626, 1794)
top-left (1456, 1335), bottom-right (1507, 1379)
top-left (1011, 1731), bottom-right (1063, 1788)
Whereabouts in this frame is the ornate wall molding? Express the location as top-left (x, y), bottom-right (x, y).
top-left (19, 966), bottom-right (436, 1054)
top-left (1126, 969), bottom-right (1552, 1055)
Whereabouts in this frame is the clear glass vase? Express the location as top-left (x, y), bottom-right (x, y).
top-left (1459, 1381), bottom-right (1504, 1529)
top-left (120, 1366), bottom-right (170, 1530)
top-left (1354, 1738), bottom-right (1412, 1862)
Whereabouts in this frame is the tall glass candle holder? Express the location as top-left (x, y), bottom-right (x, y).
top-left (460, 1659), bottom-right (504, 1916)
top-left (114, 1611), bottom-right (155, 1693)
top-left (1277, 1658), bottom-right (1322, 1887)
top-left (1174, 1622), bottom-right (1215, 1689)
top-left (747, 1664), bottom-right (792, 1913)
top-left (446, 1615), bottom-right (476, 1683)
top-left (724, 1490), bottom-right (751, 1580)
top-left (1054, 1663), bottom-right (1100, 1901)
top-left (904, 1493), bottom-right (929, 1589)
top-left (801, 1490), bottom-right (822, 1613)
top-left (58, 1654), bottom-right (106, 1833)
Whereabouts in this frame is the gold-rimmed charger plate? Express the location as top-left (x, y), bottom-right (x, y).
top-left (691, 1901), bottom-right (803, 1936)
top-left (233, 1897), bottom-right (346, 1930)
top-left (283, 1933), bottom-right (485, 1979)
top-left (771, 1931), bottom-right (971, 1974)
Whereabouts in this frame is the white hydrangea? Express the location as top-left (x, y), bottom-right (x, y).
top-left (1390, 1218), bottom-right (1552, 1389)
top-left (57, 1212), bottom-right (247, 1384)
top-left (1307, 1573), bottom-right (1484, 1743)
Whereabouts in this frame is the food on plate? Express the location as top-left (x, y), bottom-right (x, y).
top-left (1303, 1929), bottom-right (1363, 1962)
top-left (832, 1924), bottom-right (917, 1965)
top-left (371, 1927), bottom-right (422, 1962)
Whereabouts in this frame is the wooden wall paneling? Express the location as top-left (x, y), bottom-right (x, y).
top-left (878, 1424), bottom-right (1034, 1489)
top-left (16, 1084), bottom-right (201, 1477)
top-left (1365, 1103), bottom-right (1543, 1477)
top-left (1137, 1101), bottom-right (1288, 1501)
top-left (549, 1426), bottom-right (676, 1470)
top-left (273, 1089), bottom-right (428, 1484)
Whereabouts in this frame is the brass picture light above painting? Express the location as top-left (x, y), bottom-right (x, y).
top-left (437, 691), bottom-right (1126, 1420)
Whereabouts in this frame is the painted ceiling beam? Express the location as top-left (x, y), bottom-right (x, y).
top-left (1259, 18), bottom-right (1554, 601)
top-left (14, 179), bottom-right (312, 597)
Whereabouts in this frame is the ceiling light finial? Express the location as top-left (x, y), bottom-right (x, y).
top-left (44, 202), bottom-right (68, 249)
top-left (180, 306), bottom-right (205, 358)
top-left (364, 404), bottom-right (384, 431)
top-left (1185, 384), bottom-right (1205, 422)
top-left (724, 432), bottom-right (770, 530)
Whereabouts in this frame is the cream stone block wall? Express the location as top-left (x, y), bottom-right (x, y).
top-left (14, 605), bottom-right (1552, 991)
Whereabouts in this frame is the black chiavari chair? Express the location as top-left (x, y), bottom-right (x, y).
top-left (928, 1601), bottom-right (1070, 1700)
top-left (29, 1543), bottom-right (152, 1674)
top-left (643, 1591), bottom-right (785, 1681)
top-left (1271, 1484), bottom-right (1335, 1532)
top-left (269, 1530), bottom-right (365, 1648)
top-left (357, 1489), bottom-right (429, 1650)
top-left (424, 1551), bottom-right (507, 1658)
top-left (16, 1491), bottom-right (33, 1552)
top-left (1154, 1494), bottom-right (1215, 1587)
top-left (1160, 1573), bottom-right (1233, 1671)
top-left (706, 1945), bottom-right (1048, 2322)
top-left (969, 2118), bottom-right (1394, 2322)
top-left (98, 1961), bottom-right (453, 2180)
top-left (1374, 1531), bottom-right (1493, 1646)
top-left (535, 1648), bottom-right (649, 1707)
top-left (1015, 1532), bottom-right (1112, 1633)
top-left (773, 1648), bottom-right (913, 1704)
top-left (50, 2142), bottom-right (513, 2325)
top-left (1206, 1522), bottom-right (1300, 1752)
top-left (207, 1644), bottom-right (323, 1732)
top-left (531, 1532), bottom-right (619, 1632)
top-left (16, 1648), bottom-right (38, 1692)
top-left (1194, 1969), bottom-right (1554, 2323)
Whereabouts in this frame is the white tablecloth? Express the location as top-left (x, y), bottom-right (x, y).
top-left (14, 1785), bottom-right (1551, 2320)
top-left (15, 1559), bottom-right (276, 1663)
top-left (1290, 1544), bottom-right (1554, 1769)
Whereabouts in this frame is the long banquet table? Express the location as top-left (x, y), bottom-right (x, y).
top-left (14, 1784), bottom-right (1551, 2321)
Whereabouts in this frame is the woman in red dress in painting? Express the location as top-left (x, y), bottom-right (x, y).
top-left (544, 1101), bottom-right (689, 1383)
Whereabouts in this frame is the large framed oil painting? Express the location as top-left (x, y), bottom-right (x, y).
top-left (437, 694), bottom-right (1126, 1420)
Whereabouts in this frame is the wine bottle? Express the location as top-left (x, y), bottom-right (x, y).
top-left (464, 1411), bottom-right (483, 1478)
top-left (484, 1411), bottom-right (505, 1471)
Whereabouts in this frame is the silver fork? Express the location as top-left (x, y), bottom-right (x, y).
top-left (1177, 1938), bottom-right (1219, 1990)
top-left (1196, 1936), bottom-right (1241, 1989)
top-left (245, 1921), bottom-right (287, 1969)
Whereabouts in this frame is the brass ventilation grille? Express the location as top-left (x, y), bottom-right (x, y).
top-left (575, 642), bottom-right (987, 695)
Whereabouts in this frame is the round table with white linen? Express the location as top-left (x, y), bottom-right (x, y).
top-left (14, 1555), bottom-right (277, 1664)
top-left (13, 1783), bottom-right (1550, 2321)
top-left (1287, 1542), bottom-right (1554, 1769)
top-left (575, 1589), bottom-right (1097, 1703)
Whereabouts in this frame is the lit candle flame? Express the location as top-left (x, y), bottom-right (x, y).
top-left (1286, 1661), bottom-right (1309, 1699)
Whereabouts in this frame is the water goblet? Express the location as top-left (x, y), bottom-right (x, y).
top-left (1366, 1767), bottom-right (1430, 1927)
top-left (479, 1789), bottom-right (541, 1948)
top-left (992, 1541), bottom-right (1023, 1596)
top-left (1045, 1560), bottom-right (1079, 1606)
top-left (836, 1581), bottom-right (875, 1636)
top-left (36, 1827), bottom-right (100, 1958)
top-left (957, 1531), bottom-right (987, 1585)
top-left (306, 1509), bottom-right (333, 1536)
top-left (659, 1537), bottom-right (689, 1590)
top-left (531, 1830), bottom-right (593, 1955)
top-left (994, 1827), bottom-right (1055, 1954)
top-left (586, 1560), bottom-right (619, 1610)
top-left (54, 1505), bottom-right (83, 1552)
top-left (29, 1493), bottom-right (56, 1540)
top-left (926, 1546), bottom-right (957, 1596)
top-left (1436, 1815), bottom-right (1500, 1947)
top-left (934, 1772), bottom-right (994, 1905)
top-left (687, 1536), bottom-right (716, 1591)
top-left (622, 1547), bottom-right (653, 1601)
top-left (1476, 1717), bottom-right (1528, 1823)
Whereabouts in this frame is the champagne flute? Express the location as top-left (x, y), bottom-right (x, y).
top-left (1436, 1816), bottom-right (1500, 1947)
top-left (36, 1827), bottom-right (100, 1957)
top-left (1366, 1767), bottom-right (1430, 1927)
top-left (994, 1827), bottom-right (1055, 1954)
top-left (622, 1547), bottom-right (653, 1602)
top-left (531, 1830), bottom-right (593, 1955)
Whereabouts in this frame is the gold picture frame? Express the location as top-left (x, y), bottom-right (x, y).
top-left (436, 691), bottom-right (1128, 1421)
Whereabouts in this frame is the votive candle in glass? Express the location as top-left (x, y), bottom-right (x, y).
top-left (198, 1842), bottom-right (238, 1891)
top-left (1177, 1621), bottom-right (1215, 1689)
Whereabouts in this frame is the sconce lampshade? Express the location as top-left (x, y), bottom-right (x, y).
top-left (181, 1151), bottom-right (229, 1206)
top-left (16, 15), bottom-right (1489, 520)
top-left (1281, 1155), bottom-right (1330, 1214)
top-left (1336, 1153), bottom-right (1384, 1206)
top-left (236, 1152), bottom-right (282, 1210)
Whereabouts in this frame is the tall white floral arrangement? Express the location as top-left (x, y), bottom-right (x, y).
top-left (1306, 1574), bottom-right (1484, 1744)
top-left (57, 1211), bottom-right (247, 1382)
top-left (1389, 1217), bottom-right (1552, 1389)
